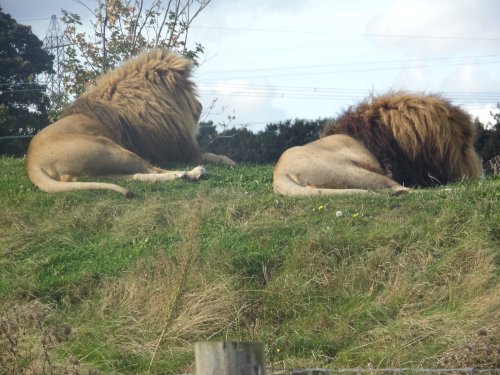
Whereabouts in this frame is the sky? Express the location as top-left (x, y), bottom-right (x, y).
top-left (2, 0), bottom-right (500, 131)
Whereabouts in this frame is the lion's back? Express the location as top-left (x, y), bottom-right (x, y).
top-left (61, 49), bottom-right (202, 164)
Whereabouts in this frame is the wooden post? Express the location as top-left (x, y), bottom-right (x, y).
top-left (194, 341), bottom-right (265, 375)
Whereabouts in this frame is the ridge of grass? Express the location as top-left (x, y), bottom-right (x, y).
top-left (1, 156), bottom-right (499, 374)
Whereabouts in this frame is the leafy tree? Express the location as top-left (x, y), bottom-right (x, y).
top-left (258, 119), bottom-right (324, 162)
top-left (200, 119), bottom-right (325, 163)
top-left (475, 104), bottom-right (500, 163)
top-left (197, 120), bottom-right (218, 149)
top-left (61, 0), bottom-right (210, 97)
top-left (0, 8), bottom-right (53, 155)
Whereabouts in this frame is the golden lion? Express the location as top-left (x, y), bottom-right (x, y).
top-left (273, 92), bottom-right (483, 196)
top-left (27, 49), bottom-right (235, 198)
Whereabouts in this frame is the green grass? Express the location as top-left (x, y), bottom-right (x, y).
top-left (1, 156), bottom-right (499, 374)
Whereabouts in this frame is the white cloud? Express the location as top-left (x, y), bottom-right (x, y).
top-left (366, 0), bottom-right (500, 56)
top-left (198, 80), bottom-right (288, 130)
top-left (467, 104), bottom-right (497, 126)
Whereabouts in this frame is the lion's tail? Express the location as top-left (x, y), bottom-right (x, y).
top-left (28, 166), bottom-right (134, 198)
top-left (273, 171), bottom-right (370, 196)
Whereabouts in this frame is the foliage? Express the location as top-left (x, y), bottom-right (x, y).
top-left (198, 118), bottom-right (326, 163)
top-left (0, 8), bottom-right (53, 156)
top-left (1, 157), bottom-right (499, 373)
top-left (475, 104), bottom-right (500, 163)
top-left (60, 0), bottom-right (210, 97)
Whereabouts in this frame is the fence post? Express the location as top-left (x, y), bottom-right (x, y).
top-left (194, 341), bottom-right (265, 375)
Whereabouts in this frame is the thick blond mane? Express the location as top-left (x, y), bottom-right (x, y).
top-left (62, 49), bottom-right (202, 163)
top-left (322, 92), bottom-right (482, 186)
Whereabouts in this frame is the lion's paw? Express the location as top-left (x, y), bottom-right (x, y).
top-left (185, 166), bottom-right (207, 180)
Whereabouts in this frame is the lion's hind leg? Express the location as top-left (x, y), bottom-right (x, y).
top-left (273, 140), bottom-right (411, 196)
top-left (51, 135), bottom-right (207, 183)
top-left (275, 165), bottom-right (410, 196)
top-left (29, 133), bottom-right (206, 197)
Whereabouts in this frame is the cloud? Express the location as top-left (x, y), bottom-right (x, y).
top-left (439, 63), bottom-right (500, 93)
top-left (366, 0), bottom-right (500, 56)
top-left (198, 80), bottom-right (288, 130)
top-left (440, 64), bottom-right (500, 125)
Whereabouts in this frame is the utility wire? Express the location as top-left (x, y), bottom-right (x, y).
top-left (198, 54), bottom-right (500, 75)
top-left (198, 60), bottom-right (500, 81)
top-left (0, 89), bottom-right (45, 93)
top-left (192, 25), bottom-right (500, 42)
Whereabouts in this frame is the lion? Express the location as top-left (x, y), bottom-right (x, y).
top-left (27, 48), bottom-right (235, 198)
top-left (273, 92), bottom-right (483, 196)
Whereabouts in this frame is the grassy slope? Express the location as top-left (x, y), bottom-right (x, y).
top-left (0, 156), bottom-right (499, 374)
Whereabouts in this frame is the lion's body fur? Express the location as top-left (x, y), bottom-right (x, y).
top-left (273, 92), bottom-right (483, 196)
top-left (27, 49), bottom-right (233, 197)
top-left (62, 49), bottom-right (202, 163)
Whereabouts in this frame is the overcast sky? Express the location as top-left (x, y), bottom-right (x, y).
top-left (2, 0), bottom-right (500, 130)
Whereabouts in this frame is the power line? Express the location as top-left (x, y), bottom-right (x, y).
top-left (198, 83), bottom-right (499, 104)
top-left (0, 89), bottom-right (45, 93)
top-left (192, 25), bottom-right (500, 42)
top-left (198, 54), bottom-right (500, 75)
top-left (199, 82), bottom-right (500, 96)
top-left (199, 82), bottom-right (500, 95)
top-left (198, 91), bottom-right (498, 104)
top-left (197, 60), bottom-right (500, 81)
top-left (0, 82), bottom-right (43, 87)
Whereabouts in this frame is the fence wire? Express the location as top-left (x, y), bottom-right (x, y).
top-left (273, 369), bottom-right (500, 375)
top-left (0, 135), bottom-right (34, 140)
top-left (181, 369), bottom-right (500, 375)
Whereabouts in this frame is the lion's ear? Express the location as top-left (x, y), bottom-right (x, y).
top-left (165, 57), bottom-right (193, 76)
top-left (151, 48), bottom-right (193, 76)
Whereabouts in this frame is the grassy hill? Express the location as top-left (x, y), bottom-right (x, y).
top-left (1, 156), bottom-right (499, 374)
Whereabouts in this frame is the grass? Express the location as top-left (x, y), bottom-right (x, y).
top-left (0, 156), bottom-right (499, 374)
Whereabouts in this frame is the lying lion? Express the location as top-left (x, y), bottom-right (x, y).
top-left (273, 92), bottom-right (483, 196)
top-left (27, 49), bottom-right (234, 198)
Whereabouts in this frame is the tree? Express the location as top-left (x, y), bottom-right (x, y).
top-left (258, 119), bottom-right (324, 162)
top-left (200, 119), bottom-right (325, 164)
top-left (475, 104), bottom-right (500, 163)
top-left (61, 0), bottom-right (210, 97)
top-left (0, 8), bottom-right (53, 155)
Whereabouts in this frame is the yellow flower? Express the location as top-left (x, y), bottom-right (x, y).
top-left (353, 213), bottom-right (359, 218)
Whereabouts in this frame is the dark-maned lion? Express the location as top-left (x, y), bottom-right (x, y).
top-left (27, 48), bottom-right (235, 198)
top-left (273, 92), bottom-right (483, 196)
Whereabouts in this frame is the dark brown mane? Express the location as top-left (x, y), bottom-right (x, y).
top-left (321, 93), bottom-right (481, 187)
top-left (321, 109), bottom-right (425, 185)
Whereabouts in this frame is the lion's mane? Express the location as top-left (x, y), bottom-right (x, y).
top-left (62, 48), bottom-right (202, 164)
top-left (321, 92), bottom-right (483, 187)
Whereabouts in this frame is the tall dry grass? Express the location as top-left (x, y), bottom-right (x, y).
top-left (74, 191), bottom-right (244, 372)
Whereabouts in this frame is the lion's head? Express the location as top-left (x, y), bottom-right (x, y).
top-left (62, 48), bottom-right (202, 164)
top-left (322, 92), bottom-right (483, 187)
